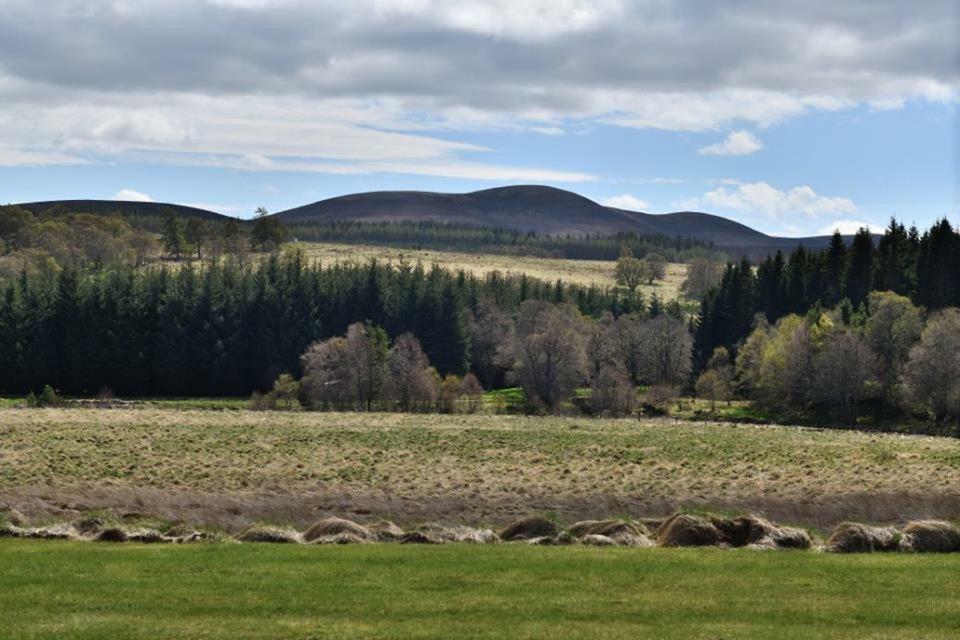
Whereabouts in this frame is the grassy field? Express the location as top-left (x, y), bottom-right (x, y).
top-left (1, 539), bottom-right (957, 639)
top-left (2, 408), bottom-right (958, 530)
top-left (290, 241), bottom-right (688, 299)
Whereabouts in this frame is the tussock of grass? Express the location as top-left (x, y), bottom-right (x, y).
top-left (900, 520), bottom-right (960, 553)
top-left (825, 523), bottom-right (901, 553)
top-left (235, 525), bottom-right (300, 544)
top-left (656, 514), bottom-right (724, 547)
top-left (303, 516), bottom-right (374, 542)
top-left (10, 512), bottom-right (960, 556)
top-left (498, 515), bottom-right (560, 541)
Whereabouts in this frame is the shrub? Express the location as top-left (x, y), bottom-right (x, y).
top-left (249, 391), bottom-right (276, 411)
top-left (38, 385), bottom-right (63, 407)
top-left (459, 373), bottom-right (484, 413)
top-left (589, 366), bottom-right (637, 417)
top-left (271, 373), bottom-right (301, 410)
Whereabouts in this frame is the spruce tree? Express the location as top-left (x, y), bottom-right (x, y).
top-left (845, 228), bottom-right (875, 307)
top-left (824, 231), bottom-right (846, 306)
top-left (160, 211), bottom-right (186, 261)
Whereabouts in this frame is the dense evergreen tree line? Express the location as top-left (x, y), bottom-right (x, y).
top-left (288, 220), bottom-right (720, 262)
top-left (0, 254), bottom-right (650, 397)
top-left (694, 219), bottom-right (960, 370)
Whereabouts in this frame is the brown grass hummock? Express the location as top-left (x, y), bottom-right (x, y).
top-left (303, 517), bottom-right (373, 542)
top-left (498, 516), bottom-right (560, 541)
top-left (825, 523), bottom-right (900, 553)
top-left (900, 520), bottom-right (960, 553)
top-left (656, 514), bottom-right (724, 547)
top-left (236, 526), bottom-right (300, 544)
top-left (567, 520), bottom-right (654, 547)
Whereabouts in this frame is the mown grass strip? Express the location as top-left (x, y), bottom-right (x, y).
top-left (1, 539), bottom-right (958, 639)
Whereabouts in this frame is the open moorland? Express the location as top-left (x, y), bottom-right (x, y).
top-left (292, 241), bottom-right (688, 298)
top-left (2, 408), bottom-right (958, 531)
top-left (1, 540), bottom-right (958, 640)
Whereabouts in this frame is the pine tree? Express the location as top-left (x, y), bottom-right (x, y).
top-left (845, 228), bottom-right (875, 307)
top-left (160, 211), bottom-right (186, 261)
top-left (875, 218), bottom-right (913, 295)
top-left (184, 218), bottom-right (211, 260)
top-left (824, 231), bottom-right (846, 306)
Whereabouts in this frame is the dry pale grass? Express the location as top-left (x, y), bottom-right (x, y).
top-left (1, 408), bottom-right (959, 530)
top-left (825, 523), bottom-right (901, 553)
top-left (900, 520), bottom-right (960, 552)
top-left (291, 241), bottom-right (687, 299)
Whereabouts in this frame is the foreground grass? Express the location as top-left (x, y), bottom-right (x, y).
top-left (1, 540), bottom-right (957, 640)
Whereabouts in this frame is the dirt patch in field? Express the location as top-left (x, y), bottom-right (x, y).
top-left (3, 484), bottom-right (960, 534)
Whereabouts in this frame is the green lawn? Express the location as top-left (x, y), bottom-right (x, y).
top-left (1, 540), bottom-right (958, 639)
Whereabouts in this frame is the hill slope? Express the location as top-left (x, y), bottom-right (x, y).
top-left (13, 187), bottom-right (850, 256)
top-left (275, 185), bottom-right (838, 253)
top-left (16, 200), bottom-right (231, 222)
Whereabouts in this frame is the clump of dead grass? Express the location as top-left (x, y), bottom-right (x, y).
top-left (711, 515), bottom-right (813, 550)
top-left (398, 530), bottom-right (444, 544)
top-left (580, 534), bottom-right (617, 546)
top-left (567, 519), bottom-right (654, 547)
top-left (307, 532), bottom-right (368, 545)
top-left (235, 525), bottom-right (300, 544)
top-left (303, 517), bottom-right (373, 542)
top-left (656, 514), bottom-right (724, 547)
top-left (826, 522), bottom-right (900, 553)
top-left (498, 515), bottom-right (560, 541)
top-left (369, 521), bottom-right (406, 542)
top-left (900, 520), bottom-right (960, 553)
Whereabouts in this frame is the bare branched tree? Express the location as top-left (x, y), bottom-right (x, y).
top-left (385, 332), bottom-right (437, 412)
top-left (904, 309), bottom-right (960, 423)
top-left (507, 301), bottom-right (587, 413)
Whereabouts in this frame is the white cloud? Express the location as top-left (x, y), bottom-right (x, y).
top-left (602, 91), bottom-right (853, 132)
top-left (817, 220), bottom-right (884, 235)
top-left (600, 194), bottom-right (649, 211)
top-left (699, 130), bottom-right (763, 156)
top-left (0, 147), bottom-right (90, 167)
top-left (0, 1), bottom-right (954, 176)
top-left (113, 188), bottom-right (153, 202)
top-left (413, 0), bottom-right (626, 42)
top-left (150, 151), bottom-right (596, 182)
top-left (695, 181), bottom-right (857, 218)
top-left (531, 126), bottom-right (564, 136)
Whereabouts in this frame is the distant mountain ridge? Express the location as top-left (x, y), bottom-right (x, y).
top-left (16, 199), bottom-right (230, 222)
top-left (274, 185), bottom-right (841, 254)
top-left (14, 185), bottom-right (851, 256)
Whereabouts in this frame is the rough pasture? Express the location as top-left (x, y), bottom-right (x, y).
top-left (1, 408), bottom-right (958, 530)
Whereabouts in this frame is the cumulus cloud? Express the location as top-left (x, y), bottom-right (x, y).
top-left (600, 194), bottom-right (649, 211)
top-left (0, 0), bottom-right (954, 175)
top-left (113, 188), bottom-right (153, 202)
top-left (817, 219), bottom-right (885, 235)
top-left (699, 130), bottom-right (763, 156)
top-left (695, 181), bottom-right (857, 218)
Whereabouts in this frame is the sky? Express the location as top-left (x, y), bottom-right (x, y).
top-left (0, 0), bottom-right (957, 237)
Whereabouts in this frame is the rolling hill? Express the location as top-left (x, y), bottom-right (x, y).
top-left (14, 186), bottom-right (853, 256)
top-left (274, 185), bottom-right (841, 254)
top-left (16, 200), bottom-right (233, 222)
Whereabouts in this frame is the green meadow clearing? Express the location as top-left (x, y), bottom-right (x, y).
top-left (2, 540), bottom-right (959, 640)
